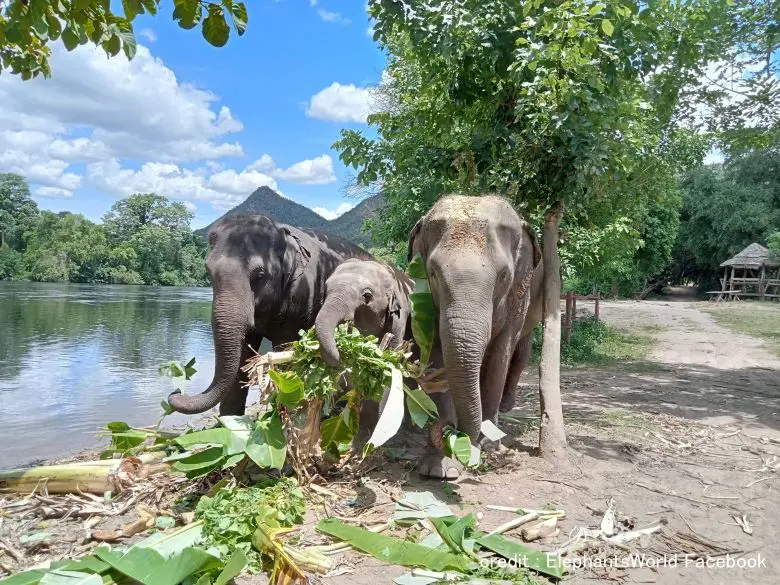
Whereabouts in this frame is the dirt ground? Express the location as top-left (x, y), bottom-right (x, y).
top-left (318, 296), bottom-right (780, 585)
top-left (3, 296), bottom-right (780, 585)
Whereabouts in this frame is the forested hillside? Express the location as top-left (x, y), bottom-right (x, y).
top-left (195, 186), bottom-right (382, 246)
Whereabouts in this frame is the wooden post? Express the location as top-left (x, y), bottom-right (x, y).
top-left (721, 267), bottom-right (728, 292)
top-left (564, 291), bottom-right (573, 343)
top-left (759, 265), bottom-right (766, 301)
top-left (594, 292), bottom-right (600, 322)
top-left (572, 293), bottom-right (577, 318)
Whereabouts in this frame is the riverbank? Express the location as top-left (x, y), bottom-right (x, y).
top-left (3, 300), bottom-right (780, 585)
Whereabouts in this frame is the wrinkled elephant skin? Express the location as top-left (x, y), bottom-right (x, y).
top-left (167, 214), bottom-right (372, 416)
top-left (407, 194), bottom-right (543, 479)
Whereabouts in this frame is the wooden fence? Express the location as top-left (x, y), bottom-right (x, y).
top-left (560, 291), bottom-right (600, 343)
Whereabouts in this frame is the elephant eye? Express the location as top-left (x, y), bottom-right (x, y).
top-left (362, 290), bottom-right (373, 303)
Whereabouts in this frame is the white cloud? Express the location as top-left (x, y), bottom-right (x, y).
top-left (313, 202), bottom-right (355, 220)
top-left (182, 201), bottom-right (197, 213)
top-left (36, 186), bottom-right (73, 199)
top-left (271, 154), bottom-right (336, 185)
top-left (86, 159), bottom-right (279, 210)
top-left (139, 28), bottom-right (158, 42)
top-left (318, 9), bottom-right (351, 24)
top-left (309, 0), bottom-right (318, 5)
top-left (306, 82), bottom-right (377, 123)
top-left (0, 42), bottom-right (337, 211)
top-left (247, 154), bottom-right (276, 172)
top-left (0, 43), bottom-right (244, 166)
top-left (208, 168), bottom-right (279, 195)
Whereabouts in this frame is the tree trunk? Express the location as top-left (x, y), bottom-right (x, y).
top-left (538, 200), bottom-right (568, 462)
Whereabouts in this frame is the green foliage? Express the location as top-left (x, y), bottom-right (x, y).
top-left (315, 518), bottom-right (471, 572)
top-left (0, 0), bottom-right (248, 80)
top-left (671, 149), bottom-right (780, 288)
top-left (407, 253), bottom-right (436, 365)
top-left (443, 427), bottom-right (473, 467)
top-left (532, 318), bottom-right (652, 367)
top-left (267, 370), bottom-right (304, 408)
top-left (404, 387), bottom-right (438, 429)
top-left (0, 178), bottom-right (209, 287)
top-left (0, 173), bottom-right (39, 251)
top-left (0, 247), bottom-right (22, 280)
top-left (345, 1), bottom-right (735, 243)
top-left (170, 413), bottom-right (287, 477)
top-left (0, 521), bottom-right (245, 585)
top-left (195, 478), bottom-right (305, 572)
top-left (290, 324), bottom-right (417, 404)
top-left (769, 232), bottom-right (780, 260)
top-left (339, 1), bottom-right (775, 293)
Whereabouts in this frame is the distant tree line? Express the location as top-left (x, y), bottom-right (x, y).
top-left (670, 149), bottom-right (780, 290)
top-left (0, 173), bottom-right (209, 286)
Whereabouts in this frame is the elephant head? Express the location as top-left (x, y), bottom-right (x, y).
top-left (167, 215), bottom-right (318, 415)
top-left (315, 259), bottom-right (413, 367)
top-left (407, 195), bottom-right (541, 442)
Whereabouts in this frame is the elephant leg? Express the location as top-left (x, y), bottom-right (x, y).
top-left (418, 391), bottom-right (463, 480)
top-left (499, 332), bottom-right (533, 412)
top-left (352, 399), bottom-right (379, 453)
top-left (218, 336), bottom-right (258, 416)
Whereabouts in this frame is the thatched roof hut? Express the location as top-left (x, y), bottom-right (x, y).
top-left (720, 243), bottom-right (780, 269)
top-left (717, 243), bottom-right (780, 301)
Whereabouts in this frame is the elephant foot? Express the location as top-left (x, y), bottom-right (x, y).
top-left (418, 453), bottom-right (463, 480)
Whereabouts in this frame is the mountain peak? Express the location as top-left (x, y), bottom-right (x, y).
top-left (195, 187), bottom-right (383, 247)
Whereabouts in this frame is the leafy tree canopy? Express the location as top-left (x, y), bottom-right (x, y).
top-left (0, 0), bottom-right (248, 79)
top-left (0, 176), bottom-right (209, 286)
top-left (0, 172), bottom-right (39, 249)
top-left (672, 148), bottom-right (780, 288)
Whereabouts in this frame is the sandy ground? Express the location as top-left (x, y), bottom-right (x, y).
top-left (3, 297), bottom-right (780, 585)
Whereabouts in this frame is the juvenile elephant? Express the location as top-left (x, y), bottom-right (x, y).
top-left (167, 214), bottom-right (372, 416)
top-left (315, 259), bottom-right (414, 365)
top-left (314, 258), bottom-right (415, 447)
top-left (407, 194), bottom-right (543, 479)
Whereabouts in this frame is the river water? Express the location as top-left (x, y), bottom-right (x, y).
top-left (0, 282), bottom-right (242, 468)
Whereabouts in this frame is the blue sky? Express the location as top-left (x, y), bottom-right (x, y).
top-left (0, 1), bottom-right (387, 229)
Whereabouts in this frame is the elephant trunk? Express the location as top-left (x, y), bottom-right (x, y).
top-left (440, 300), bottom-right (492, 443)
top-left (168, 277), bottom-right (254, 414)
top-left (315, 294), bottom-right (355, 367)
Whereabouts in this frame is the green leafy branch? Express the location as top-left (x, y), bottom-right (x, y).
top-left (0, 0), bottom-right (248, 80)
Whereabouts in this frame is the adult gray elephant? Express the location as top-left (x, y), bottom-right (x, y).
top-left (407, 194), bottom-right (543, 479)
top-left (167, 214), bottom-right (372, 416)
top-left (314, 258), bottom-right (415, 448)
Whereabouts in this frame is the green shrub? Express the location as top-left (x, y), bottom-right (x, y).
top-left (532, 317), bottom-right (652, 367)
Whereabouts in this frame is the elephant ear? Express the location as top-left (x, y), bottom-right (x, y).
top-left (523, 223), bottom-right (542, 268)
top-left (406, 218), bottom-right (423, 263)
top-left (387, 288), bottom-right (402, 318)
top-left (281, 226), bottom-right (313, 288)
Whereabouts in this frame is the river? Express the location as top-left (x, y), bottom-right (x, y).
top-left (0, 282), bottom-right (266, 468)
